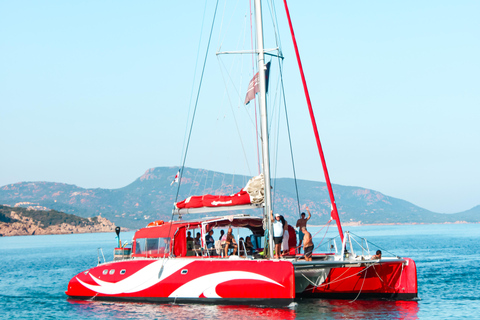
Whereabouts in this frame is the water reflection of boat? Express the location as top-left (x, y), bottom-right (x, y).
top-left (66, 0), bottom-right (417, 305)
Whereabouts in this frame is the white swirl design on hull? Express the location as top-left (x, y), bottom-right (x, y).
top-left (76, 261), bottom-right (284, 298)
top-left (76, 260), bottom-right (192, 295)
top-left (168, 271), bottom-right (284, 298)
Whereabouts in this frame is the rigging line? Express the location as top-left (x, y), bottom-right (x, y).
top-left (314, 264), bottom-right (375, 290)
top-left (350, 265), bottom-right (369, 303)
top-left (349, 235), bottom-right (369, 255)
top-left (215, 10), bottom-right (249, 110)
top-left (210, 171), bottom-right (215, 192)
top-left (312, 220), bottom-right (332, 253)
top-left (349, 232), bottom-right (399, 257)
top-left (268, 0), bottom-right (283, 52)
top-left (271, 69), bottom-right (283, 206)
top-left (174, 0), bottom-right (220, 205)
top-left (217, 0), bottom-right (242, 51)
top-left (189, 168), bottom-right (201, 196)
top-left (180, 0), bottom-right (209, 166)
top-left (216, 0), bottom-right (227, 50)
top-left (203, 170), bottom-right (209, 194)
top-left (217, 57), bottom-right (255, 127)
top-left (276, 43), bottom-right (301, 217)
top-left (217, 57), bottom-right (253, 177)
top-left (294, 219), bottom-right (332, 252)
top-left (219, 172), bottom-right (225, 194)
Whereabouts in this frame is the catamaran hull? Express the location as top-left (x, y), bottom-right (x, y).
top-left (66, 258), bottom-right (295, 305)
top-left (66, 257), bottom-right (417, 304)
top-left (294, 258), bottom-right (418, 300)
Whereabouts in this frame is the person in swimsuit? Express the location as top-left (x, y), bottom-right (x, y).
top-left (296, 206), bottom-right (311, 254)
top-left (301, 226), bottom-right (314, 261)
top-left (372, 250), bottom-right (382, 260)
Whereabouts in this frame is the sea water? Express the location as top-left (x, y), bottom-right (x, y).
top-left (0, 223), bottom-right (479, 319)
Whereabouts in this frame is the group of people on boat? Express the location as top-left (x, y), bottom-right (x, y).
top-left (183, 206), bottom-right (316, 260)
top-left (270, 207), bottom-right (314, 260)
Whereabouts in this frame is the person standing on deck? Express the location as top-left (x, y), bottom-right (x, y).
top-left (301, 226), bottom-right (314, 261)
top-left (281, 215), bottom-right (289, 256)
top-left (194, 232), bottom-right (201, 246)
top-left (296, 206), bottom-right (311, 253)
top-left (270, 211), bottom-right (284, 259)
top-left (205, 230), bottom-right (215, 249)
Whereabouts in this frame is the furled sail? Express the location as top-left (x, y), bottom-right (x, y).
top-left (175, 174), bottom-right (264, 210)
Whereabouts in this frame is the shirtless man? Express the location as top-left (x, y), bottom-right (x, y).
top-left (371, 250), bottom-right (382, 260)
top-left (224, 227), bottom-right (238, 257)
top-left (296, 206), bottom-right (311, 253)
top-left (301, 226), bottom-right (314, 261)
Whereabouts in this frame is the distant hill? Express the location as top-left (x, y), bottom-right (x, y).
top-left (0, 205), bottom-right (115, 236)
top-left (1, 166), bottom-right (479, 229)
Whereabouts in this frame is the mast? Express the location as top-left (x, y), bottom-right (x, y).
top-left (282, 0), bottom-right (344, 241)
top-left (254, 0), bottom-right (274, 259)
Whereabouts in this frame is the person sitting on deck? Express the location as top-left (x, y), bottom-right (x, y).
top-left (245, 237), bottom-right (254, 255)
top-left (205, 230), bottom-right (215, 249)
top-left (300, 226), bottom-right (314, 262)
top-left (186, 231), bottom-right (193, 242)
top-left (224, 227), bottom-right (238, 257)
top-left (218, 230), bottom-right (225, 241)
top-left (372, 250), bottom-right (382, 260)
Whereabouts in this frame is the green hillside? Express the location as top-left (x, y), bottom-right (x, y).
top-left (1, 167), bottom-right (479, 229)
top-left (0, 205), bottom-right (98, 228)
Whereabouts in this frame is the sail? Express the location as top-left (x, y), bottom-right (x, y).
top-left (175, 174), bottom-right (264, 210)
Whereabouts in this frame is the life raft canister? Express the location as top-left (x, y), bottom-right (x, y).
top-left (147, 220), bottom-right (164, 227)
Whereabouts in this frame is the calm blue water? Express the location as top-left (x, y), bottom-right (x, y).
top-left (1, 224), bottom-right (479, 319)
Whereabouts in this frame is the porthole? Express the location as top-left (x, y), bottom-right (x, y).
top-left (120, 269), bottom-right (126, 275)
top-left (109, 269), bottom-right (115, 275)
top-left (102, 269), bottom-right (108, 275)
top-left (181, 269), bottom-right (188, 275)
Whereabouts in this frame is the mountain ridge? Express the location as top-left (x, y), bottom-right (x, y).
top-left (1, 166), bottom-right (479, 229)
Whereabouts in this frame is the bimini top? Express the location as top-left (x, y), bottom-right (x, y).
top-left (132, 214), bottom-right (265, 259)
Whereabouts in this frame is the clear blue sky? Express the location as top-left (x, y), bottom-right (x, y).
top-left (1, 1), bottom-right (479, 214)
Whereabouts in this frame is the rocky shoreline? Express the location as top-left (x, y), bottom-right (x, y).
top-left (0, 206), bottom-right (116, 237)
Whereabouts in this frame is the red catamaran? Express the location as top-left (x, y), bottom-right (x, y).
top-left (66, 0), bottom-right (417, 305)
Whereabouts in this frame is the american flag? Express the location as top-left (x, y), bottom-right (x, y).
top-left (244, 61), bottom-right (270, 105)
